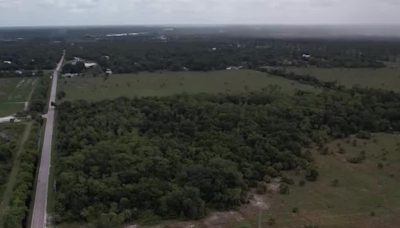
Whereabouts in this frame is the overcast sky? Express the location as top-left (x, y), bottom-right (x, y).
top-left (0, 0), bottom-right (399, 26)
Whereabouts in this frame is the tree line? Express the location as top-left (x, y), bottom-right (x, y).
top-left (0, 124), bottom-right (25, 189)
top-left (53, 82), bottom-right (400, 226)
top-left (3, 122), bottom-right (41, 228)
top-left (0, 41), bottom-right (64, 72)
top-left (63, 38), bottom-right (392, 74)
top-left (29, 74), bottom-right (51, 115)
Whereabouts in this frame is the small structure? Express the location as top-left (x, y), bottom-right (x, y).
top-left (105, 69), bottom-right (113, 75)
top-left (302, 54), bottom-right (311, 59)
top-left (15, 70), bottom-right (23, 75)
top-left (212, 47), bottom-right (217, 51)
top-left (84, 62), bottom-right (97, 68)
top-left (226, 66), bottom-right (243, 70)
top-left (3, 61), bottom-right (12, 64)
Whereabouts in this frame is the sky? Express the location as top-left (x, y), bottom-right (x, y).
top-left (0, 0), bottom-right (399, 26)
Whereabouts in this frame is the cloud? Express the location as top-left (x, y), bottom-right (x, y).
top-left (0, 0), bottom-right (400, 26)
top-left (0, 0), bottom-right (23, 9)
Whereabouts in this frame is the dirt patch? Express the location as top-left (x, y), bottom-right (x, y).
top-left (250, 194), bottom-right (270, 210)
top-left (203, 211), bottom-right (244, 227)
top-left (267, 178), bottom-right (281, 193)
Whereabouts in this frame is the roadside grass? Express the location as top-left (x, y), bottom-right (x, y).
top-left (257, 133), bottom-right (400, 228)
top-left (58, 70), bottom-right (319, 101)
top-left (0, 103), bottom-right (25, 117)
top-left (288, 67), bottom-right (400, 91)
top-left (47, 111), bottom-right (58, 221)
top-left (0, 122), bottom-right (33, 227)
top-left (26, 119), bottom-right (47, 228)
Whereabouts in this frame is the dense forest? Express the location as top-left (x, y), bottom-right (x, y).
top-left (54, 82), bottom-right (400, 226)
top-left (29, 74), bottom-right (51, 115)
top-left (0, 124), bottom-right (24, 189)
top-left (63, 38), bottom-right (400, 74)
top-left (0, 41), bottom-right (63, 72)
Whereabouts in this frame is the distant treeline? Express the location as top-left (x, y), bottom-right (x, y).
top-left (0, 41), bottom-right (64, 71)
top-left (63, 38), bottom-right (395, 74)
top-left (257, 67), bottom-right (342, 90)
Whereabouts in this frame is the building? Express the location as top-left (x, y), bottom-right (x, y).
top-left (3, 61), bottom-right (12, 64)
top-left (302, 54), bottom-right (311, 59)
top-left (84, 62), bottom-right (98, 68)
top-left (106, 69), bottom-right (113, 75)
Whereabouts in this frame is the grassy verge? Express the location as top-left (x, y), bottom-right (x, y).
top-left (47, 110), bottom-right (58, 219)
top-left (25, 119), bottom-right (47, 228)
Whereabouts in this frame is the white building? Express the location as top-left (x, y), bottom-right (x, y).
top-left (302, 54), bottom-right (311, 58)
top-left (3, 61), bottom-right (12, 64)
top-left (84, 62), bottom-right (98, 68)
top-left (106, 69), bottom-right (113, 75)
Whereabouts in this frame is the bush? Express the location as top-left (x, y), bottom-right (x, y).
top-left (332, 179), bottom-right (339, 187)
top-left (299, 180), bottom-right (306, 187)
top-left (263, 175), bottom-right (272, 183)
top-left (279, 184), bottom-right (290, 195)
top-left (306, 169), bottom-right (319, 182)
top-left (281, 175), bottom-right (295, 185)
top-left (292, 207), bottom-right (299, 213)
top-left (320, 147), bottom-right (329, 155)
top-left (378, 163), bottom-right (384, 169)
top-left (257, 181), bottom-right (268, 194)
top-left (352, 139), bottom-right (358, 147)
top-left (268, 218), bottom-right (276, 226)
top-left (339, 147), bottom-right (346, 154)
top-left (357, 131), bottom-right (372, 139)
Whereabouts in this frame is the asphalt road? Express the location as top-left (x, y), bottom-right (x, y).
top-left (30, 52), bottom-right (65, 228)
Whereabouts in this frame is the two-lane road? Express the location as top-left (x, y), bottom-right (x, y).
top-left (30, 52), bottom-right (65, 228)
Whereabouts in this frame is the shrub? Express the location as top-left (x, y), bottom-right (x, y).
top-left (299, 180), bottom-right (306, 187)
top-left (292, 207), bottom-right (299, 213)
top-left (352, 139), bottom-right (358, 147)
top-left (268, 218), bottom-right (276, 226)
top-left (279, 184), bottom-right (290, 195)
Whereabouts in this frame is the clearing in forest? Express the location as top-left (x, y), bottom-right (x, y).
top-left (58, 70), bottom-right (318, 101)
top-left (255, 133), bottom-right (400, 228)
top-left (288, 67), bottom-right (400, 91)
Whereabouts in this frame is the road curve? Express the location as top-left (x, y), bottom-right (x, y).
top-left (30, 52), bottom-right (65, 228)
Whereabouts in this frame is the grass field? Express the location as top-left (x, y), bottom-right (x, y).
top-left (0, 103), bottom-right (25, 117)
top-left (0, 78), bottom-right (36, 117)
top-left (58, 70), bottom-right (318, 100)
top-left (253, 133), bottom-right (400, 228)
top-left (288, 67), bottom-right (400, 91)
